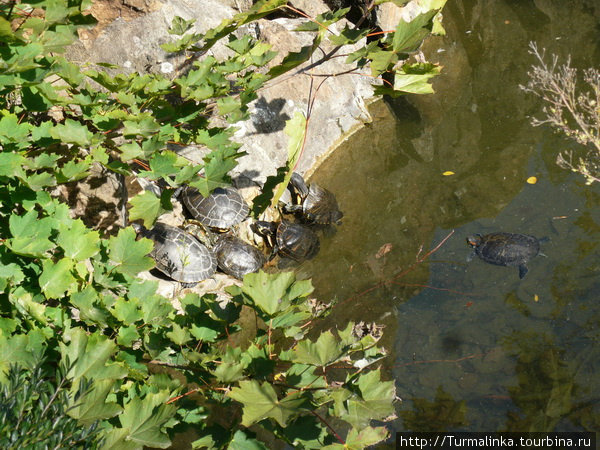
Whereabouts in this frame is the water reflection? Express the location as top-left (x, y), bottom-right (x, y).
top-left (305, 0), bottom-right (600, 435)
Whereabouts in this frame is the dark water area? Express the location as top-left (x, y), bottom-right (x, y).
top-left (303, 0), bottom-right (600, 435)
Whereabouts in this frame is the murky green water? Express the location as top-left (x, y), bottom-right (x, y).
top-left (304, 0), bottom-right (600, 434)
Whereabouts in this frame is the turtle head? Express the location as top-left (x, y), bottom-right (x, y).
top-left (331, 209), bottom-right (343, 226)
top-left (466, 234), bottom-right (482, 248)
top-left (252, 221), bottom-right (278, 248)
top-left (252, 221), bottom-right (277, 237)
top-left (288, 172), bottom-right (310, 199)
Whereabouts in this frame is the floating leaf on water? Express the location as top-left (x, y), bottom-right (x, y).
top-left (442, 171), bottom-right (455, 176)
top-left (526, 176), bottom-right (538, 184)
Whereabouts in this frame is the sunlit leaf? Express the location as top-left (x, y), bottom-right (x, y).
top-left (241, 271), bottom-right (296, 316)
top-left (343, 369), bottom-right (397, 428)
top-left (323, 426), bottom-right (389, 449)
top-left (293, 331), bottom-right (345, 367)
top-left (56, 219), bottom-right (100, 260)
top-left (39, 258), bottom-right (77, 299)
top-left (60, 329), bottom-right (127, 383)
top-left (271, 111), bottom-right (306, 207)
top-left (50, 119), bottom-right (93, 146)
top-left (228, 380), bottom-right (306, 427)
top-left (129, 190), bottom-right (166, 228)
top-left (116, 392), bottom-right (175, 448)
top-left (108, 227), bottom-right (155, 276)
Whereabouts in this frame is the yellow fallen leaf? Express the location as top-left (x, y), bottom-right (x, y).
top-left (527, 176), bottom-right (538, 184)
top-left (443, 171), bottom-right (455, 176)
top-left (534, 294), bottom-right (539, 302)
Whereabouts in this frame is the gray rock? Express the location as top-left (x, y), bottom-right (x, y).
top-left (69, 0), bottom-right (377, 183)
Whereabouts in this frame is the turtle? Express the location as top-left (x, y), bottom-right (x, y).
top-left (212, 234), bottom-right (266, 279)
top-left (181, 185), bottom-right (249, 231)
top-left (253, 220), bottom-right (320, 262)
top-left (132, 222), bottom-right (216, 285)
top-left (283, 172), bottom-right (343, 225)
top-left (467, 232), bottom-right (548, 279)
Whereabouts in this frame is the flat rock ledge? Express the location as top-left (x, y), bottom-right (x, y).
top-left (69, 0), bottom-right (381, 184)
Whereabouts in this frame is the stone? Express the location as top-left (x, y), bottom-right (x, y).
top-left (68, 0), bottom-right (377, 185)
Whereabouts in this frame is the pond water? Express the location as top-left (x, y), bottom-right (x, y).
top-left (303, 0), bottom-right (600, 435)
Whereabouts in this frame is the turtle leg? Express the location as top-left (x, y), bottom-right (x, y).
top-left (466, 250), bottom-right (476, 262)
top-left (518, 264), bottom-right (529, 279)
top-left (181, 282), bottom-right (198, 288)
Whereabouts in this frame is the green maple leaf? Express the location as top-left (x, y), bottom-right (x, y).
top-left (117, 392), bottom-right (175, 448)
top-left (110, 297), bottom-right (142, 325)
top-left (229, 430), bottom-right (269, 450)
top-left (241, 271), bottom-right (296, 316)
top-left (108, 227), bottom-right (154, 276)
top-left (393, 68), bottom-right (440, 94)
top-left (60, 328), bottom-right (127, 383)
top-left (67, 379), bottom-right (123, 424)
top-left (7, 210), bottom-right (54, 257)
top-left (343, 369), bottom-right (397, 429)
top-left (57, 219), bottom-right (100, 260)
top-left (39, 258), bottom-right (78, 299)
top-left (0, 152), bottom-right (27, 178)
top-left (392, 9), bottom-right (438, 53)
top-left (271, 111), bottom-right (306, 207)
top-left (129, 190), bottom-right (166, 228)
top-left (0, 113), bottom-right (31, 144)
top-left (123, 117), bottom-right (161, 137)
top-left (0, 334), bottom-right (38, 383)
top-left (228, 380), bottom-right (305, 427)
top-left (323, 426), bottom-right (389, 449)
top-left (50, 118), bottom-right (93, 146)
top-left (293, 331), bottom-right (345, 367)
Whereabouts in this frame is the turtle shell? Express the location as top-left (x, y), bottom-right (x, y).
top-left (469, 232), bottom-right (540, 266)
top-left (182, 186), bottom-right (249, 230)
top-left (139, 222), bottom-right (216, 283)
top-left (467, 232), bottom-right (544, 278)
top-left (213, 235), bottom-right (265, 279)
top-left (276, 221), bottom-right (320, 262)
top-left (288, 172), bottom-right (343, 225)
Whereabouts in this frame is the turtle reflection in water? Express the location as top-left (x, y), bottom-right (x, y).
top-left (132, 222), bottom-right (216, 286)
top-left (467, 232), bottom-right (548, 279)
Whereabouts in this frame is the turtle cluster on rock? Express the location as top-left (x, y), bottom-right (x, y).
top-left (253, 172), bottom-right (343, 264)
top-left (132, 172), bottom-right (343, 285)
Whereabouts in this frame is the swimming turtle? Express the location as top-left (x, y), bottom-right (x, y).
top-left (283, 172), bottom-right (343, 225)
top-left (132, 222), bottom-right (216, 285)
top-left (467, 232), bottom-right (547, 279)
top-left (181, 185), bottom-right (249, 231)
top-left (213, 234), bottom-right (266, 279)
top-left (253, 220), bottom-right (320, 262)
